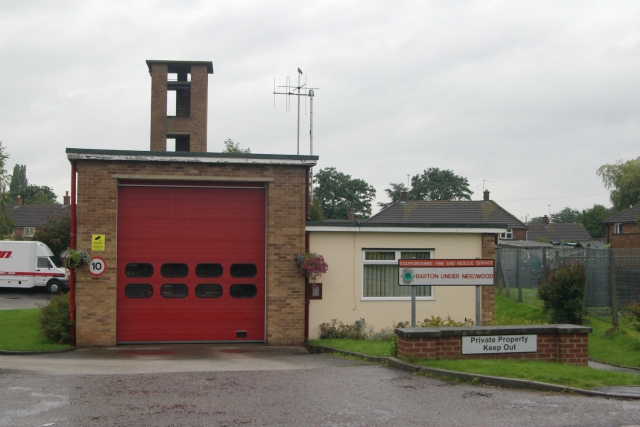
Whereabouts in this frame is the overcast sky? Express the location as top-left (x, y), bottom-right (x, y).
top-left (1, 0), bottom-right (638, 221)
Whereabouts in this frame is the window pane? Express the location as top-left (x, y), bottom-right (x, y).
top-left (126, 263), bottom-right (154, 278)
top-left (196, 264), bottom-right (223, 278)
top-left (160, 284), bottom-right (188, 298)
top-left (363, 265), bottom-right (431, 297)
top-left (230, 264), bottom-right (257, 278)
top-left (161, 263), bottom-right (188, 278)
top-left (195, 284), bottom-right (222, 298)
top-left (400, 252), bottom-right (431, 260)
top-left (230, 284), bottom-right (257, 298)
top-left (365, 252), bottom-right (395, 261)
top-left (125, 284), bottom-right (153, 298)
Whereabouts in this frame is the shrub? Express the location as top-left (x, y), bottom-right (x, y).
top-left (624, 301), bottom-right (640, 332)
top-left (419, 315), bottom-right (475, 327)
top-left (537, 263), bottom-right (586, 324)
top-left (319, 318), bottom-right (367, 340)
top-left (39, 293), bottom-right (73, 344)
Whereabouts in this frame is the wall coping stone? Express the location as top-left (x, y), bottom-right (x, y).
top-left (395, 324), bottom-right (591, 338)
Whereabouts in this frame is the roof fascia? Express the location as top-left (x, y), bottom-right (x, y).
top-left (66, 148), bottom-right (318, 167)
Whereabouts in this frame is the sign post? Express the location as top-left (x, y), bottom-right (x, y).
top-left (399, 259), bottom-right (495, 327)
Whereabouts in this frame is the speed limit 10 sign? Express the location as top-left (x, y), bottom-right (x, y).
top-left (89, 256), bottom-right (107, 276)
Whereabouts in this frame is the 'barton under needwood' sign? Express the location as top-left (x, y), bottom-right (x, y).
top-left (398, 259), bottom-right (495, 286)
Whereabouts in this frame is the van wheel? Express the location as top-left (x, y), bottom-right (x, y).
top-left (47, 280), bottom-right (61, 294)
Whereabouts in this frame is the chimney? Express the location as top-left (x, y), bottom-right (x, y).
top-left (483, 189), bottom-right (490, 201)
top-left (348, 209), bottom-right (355, 221)
top-left (400, 191), bottom-right (407, 202)
top-left (15, 195), bottom-right (22, 206)
top-left (542, 215), bottom-right (549, 225)
top-left (63, 191), bottom-right (70, 205)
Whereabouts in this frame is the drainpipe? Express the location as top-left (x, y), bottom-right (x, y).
top-left (70, 161), bottom-right (77, 346)
top-left (304, 167), bottom-right (311, 342)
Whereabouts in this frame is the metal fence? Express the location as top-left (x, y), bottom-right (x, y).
top-left (495, 247), bottom-right (640, 325)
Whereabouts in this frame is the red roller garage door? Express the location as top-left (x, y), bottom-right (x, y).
top-left (116, 181), bottom-right (265, 343)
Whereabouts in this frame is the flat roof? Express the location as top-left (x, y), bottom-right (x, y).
top-left (146, 60), bottom-right (214, 74)
top-left (67, 148), bottom-right (318, 167)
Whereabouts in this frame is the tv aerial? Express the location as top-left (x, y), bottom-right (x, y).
top-left (273, 68), bottom-right (319, 155)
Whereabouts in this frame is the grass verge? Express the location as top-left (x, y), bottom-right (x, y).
top-left (308, 338), bottom-right (394, 357)
top-left (0, 308), bottom-right (70, 352)
top-left (412, 359), bottom-right (640, 390)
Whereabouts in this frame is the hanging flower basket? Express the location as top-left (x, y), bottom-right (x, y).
top-left (294, 252), bottom-right (328, 282)
top-left (60, 248), bottom-right (90, 270)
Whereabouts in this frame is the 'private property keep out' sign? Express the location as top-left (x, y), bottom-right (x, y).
top-left (398, 259), bottom-right (495, 286)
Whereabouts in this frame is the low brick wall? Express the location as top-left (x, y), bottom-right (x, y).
top-left (396, 325), bottom-right (591, 366)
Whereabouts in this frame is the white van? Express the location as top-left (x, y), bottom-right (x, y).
top-left (0, 241), bottom-right (69, 294)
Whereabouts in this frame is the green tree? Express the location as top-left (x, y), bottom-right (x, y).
top-left (529, 216), bottom-right (544, 224)
top-left (538, 263), bottom-right (586, 324)
top-left (575, 204), bottom-right (614, 239)
top-left (9, 164), bottom-right (28, 200)
top-left (597, 156), bottom-right (640, 212)
top-left (222, 138), bottom-right (251, 154)
top-left (409, 168), bottom-right (473, 201)
top-left (310, 197), bottom-right (324, 221)
top-left (378, 182), bottom-right (409, 209)
top-left (31, 212), bottom-right (70, 266)
top-left (550, 207), bottom-right (580, 223)
top-left (22, 185), bottom-right (58, 205)
top-left (0, 142), bottom-right (14, 238)
top-left (313, 167), bottom-right (376, 220)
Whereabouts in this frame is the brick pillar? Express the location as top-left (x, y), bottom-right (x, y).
top-left (189, 64), bottom-right (209, 152)
top-left (149, 63), bottom-right (168, 152)
top-left (481, 233), bottom-right (496, 323)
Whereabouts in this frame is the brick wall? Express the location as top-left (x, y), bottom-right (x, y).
top-left (607, 223), bottom-right (640, 249)
top-left (512, 229), bottom-right (526, 240)
top-left (74, 159), bottom-right (308, 346)
top-left (396, 326), bottom-right (590, 365)
top-left (481, 233), bottom-right (495, 323)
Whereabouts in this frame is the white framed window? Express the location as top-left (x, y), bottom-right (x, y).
top-left (614, 223), bottom-right (622, 234)
top-left (24, 227), bottom-right (35, 238)
top-left (499, 229), bottom-right (513, 240)
top-left (362, 249), bottom-right (433, 300)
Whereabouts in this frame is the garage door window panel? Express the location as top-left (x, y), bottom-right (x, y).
top-left (125, 284), bottom-right (154, 298)
top-left (161, 263), bottom-right (188, 278)
top-left (196, 264), bottom-right (223, 278)
top-left (126, 263), bottom-right (154, 278)
top-left (196, 284), bottom-right (223, 298)
top-left (230, 264), bottom-right (257, 278)
top-left (161, 284), bottom-right (188, 298)
top-left (363, 250), bottom-right (433, 299)
top-left (230, 284), bottom-right (257, 298)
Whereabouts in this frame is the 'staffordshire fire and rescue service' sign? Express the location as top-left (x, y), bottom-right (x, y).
top-left (398, 259), bottom-right (495, 286)
top-left (462, 335), bottom-right (537, 354)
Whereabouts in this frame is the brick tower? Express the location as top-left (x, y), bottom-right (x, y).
top-left (146, 60), bottom-right (214, 152)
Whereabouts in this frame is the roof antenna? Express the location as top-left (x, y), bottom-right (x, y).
top-left (483, 180), bottom-right (493, 192)
top-left (273, 68), bottom-right (319, 155)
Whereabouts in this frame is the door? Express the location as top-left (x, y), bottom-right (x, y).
top-left (116, 182), bottom-right (266, 343)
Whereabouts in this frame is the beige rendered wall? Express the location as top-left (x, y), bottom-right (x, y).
top-left (308, 231), bottom-right (482, 339)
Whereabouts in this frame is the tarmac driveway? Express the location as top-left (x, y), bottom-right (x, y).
top-left (1, 345), bottom-right (640, 427)
top-left (0, 288), bottom-right (50, 310)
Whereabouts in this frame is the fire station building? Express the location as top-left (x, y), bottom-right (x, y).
top-left (68, 60), bottom-right (316, 346)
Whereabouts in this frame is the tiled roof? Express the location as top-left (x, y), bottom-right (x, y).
top-left (603, 204), bottom-right (640, 224)
top-left (7, 205), bottom-right (70, 228)
top-left (365, 200), bottom-right (527, 229)
top-left (526, 223), bottom-right (592, 243)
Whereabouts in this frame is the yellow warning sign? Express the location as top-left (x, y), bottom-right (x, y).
top-left (92, 234), bottom-right (106, 251)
